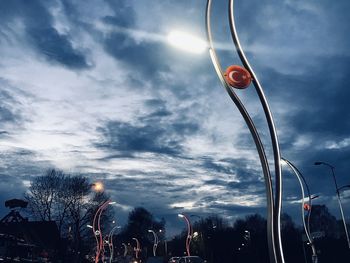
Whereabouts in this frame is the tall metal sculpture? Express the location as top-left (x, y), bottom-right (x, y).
top-left (132, 237), bottom-right (141, 259)
top-left (205, 1), bottom-right (284, 262)
top-left (108, 224), bottom-right (121, 263)
top-left (178, 213), bottom-right (193, 256)
top-left (282, 158), bottom-right (318, 263)
top-left (148, 229), bottom-right (159, 257)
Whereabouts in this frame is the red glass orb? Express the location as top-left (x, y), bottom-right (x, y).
top-left (224, 65), bottom-right (252, 89)
top-left (303, 203), bottom-right (311, 211)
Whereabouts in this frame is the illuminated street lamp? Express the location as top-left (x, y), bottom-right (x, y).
top-left (282, 158), bottom-right (318, 263)
top-left (314, 161), bottom-right (350, 249)
top-left (205, 1), bottom-right (284, 262)
top-left (167, 30), bottom-right (207, 54)
top-left (148, 229), bottom-right (159, 257)
top-left (178, 213), bottom-right (193, 256)
top-left (92, 181), bottom-right (104, 192)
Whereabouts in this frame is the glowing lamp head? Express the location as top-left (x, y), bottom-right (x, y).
top-left (224, 65), bottom-right (252, 89)
top-left (178, 214), bottom-right (184, 218)
top-left (167, 30), bottom-right (207, 54)
top-left (92, 181), bottom-right (104, 192)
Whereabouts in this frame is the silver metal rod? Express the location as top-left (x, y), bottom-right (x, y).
top-left (205, 1), bottom-right (276, 262)
top-left (228, 1), bottom-right (284, 262)
top-left (282, 158), bottom-right (318, 263)
top-left (330, 167), bottom-right (350, 249)
top-left (316, 162), bottom-right (350, 249)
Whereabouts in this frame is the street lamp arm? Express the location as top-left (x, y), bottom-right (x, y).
top-left (205, 1), bottom-right (276, 262)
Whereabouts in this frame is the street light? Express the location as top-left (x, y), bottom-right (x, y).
top-left (92, 181), bottom-right (104, 192)
top-left (314, 161), bottom-right (350, 249)
top-left (122, 243), bottom-right (128, 257)
top-left (132, 237), bottom-right (141, 259)
top-left (92, 200), bottom-right (116, 263)
top-left (282, 158), bottom-right (318, 263)
top-left (108, 224), bottom-right (121, 263)
top-left (148, 229), bottom-right (159, 257)
top-left (167, 30), bottom-right (207, 54)
top-left (178, 213), bottom-right (193, 256)
top-left (205, 1), bottom-right (283, 262)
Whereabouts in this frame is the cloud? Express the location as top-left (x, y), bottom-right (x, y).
top-left (0, 0), bottom-right (89, 69)
top-left (0, 0), bottom-right (350, 232)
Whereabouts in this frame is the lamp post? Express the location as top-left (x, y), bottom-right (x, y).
top-left (282, 158), bottom-right (318, 263)
top-left (148, 229), bottom-right (159, 257)
top-left (205, 1), bottom-right (284, 262)
top-left (122, 242), bottom-right (128, 257)
top-left (108, 224), bottom-right (121, 263)
top-left (132, 237), bottom-right (141, 259)
top-left (178, 213), bottom-right (193, 256)
top-left (92, 200), bottom-right (116, 263)
top-left (314, 161), bottom-right (350, 249)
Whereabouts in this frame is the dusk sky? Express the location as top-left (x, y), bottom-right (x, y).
top-left (0, 0), bottom-right (349, 236)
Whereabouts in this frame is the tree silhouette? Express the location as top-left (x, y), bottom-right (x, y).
top-left (24, 169), bottom-right (113, 262)
top-left (118, 207), bottom-right (165, 259)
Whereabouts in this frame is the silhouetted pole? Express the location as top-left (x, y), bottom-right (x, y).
top-left (314, 161), bottom-right (350, 249)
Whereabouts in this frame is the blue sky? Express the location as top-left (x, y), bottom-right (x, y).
top-left (0, 0), bottom-right (349, 236)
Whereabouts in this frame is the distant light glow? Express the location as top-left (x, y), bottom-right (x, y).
top-left (167, 30), bottom-right (207, 54)
top-left (178, 214), bottom-right (184, 218)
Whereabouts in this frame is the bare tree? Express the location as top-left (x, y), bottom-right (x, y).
top-left (25, 169), bottom-right (113, 262)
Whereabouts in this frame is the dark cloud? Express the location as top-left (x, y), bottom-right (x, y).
top-left (0, 0), bottom-right (88, 69)
top-left (96, 99), bottom-right (199, 156)
top-left (0, 85), bottom-right (24, 129)
top-left (27, 27), bottom-right (89, 69)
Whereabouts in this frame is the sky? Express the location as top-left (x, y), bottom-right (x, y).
top-left (0, 0), bottom-right (350, 236)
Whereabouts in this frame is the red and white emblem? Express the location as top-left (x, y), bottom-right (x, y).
top-left (224, 65), bottom-right (252, 89)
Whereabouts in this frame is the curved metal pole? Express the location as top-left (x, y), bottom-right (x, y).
top-left (122, 242), bottom-right (128, 257)
top-left (92, 200), bottom-right (110, 263)
top-left (282, 158), bottom-right (318, 263)
top-left (109, 225), bottom-right (120, 263)
top-left (179, 214), bottom-right (192, 256)
top-left (98, 201), bottom-right (111, 263)
top-left (132, 237), bottom-right (141, 259)
top-left (317, 163), bottom-right (350, 249)
top-left (228, 1), bottom-right (284, 262)
top-left (205, 1), bottom-right (276, 262)
top-left (148, 230), bottom-right (158, 257)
